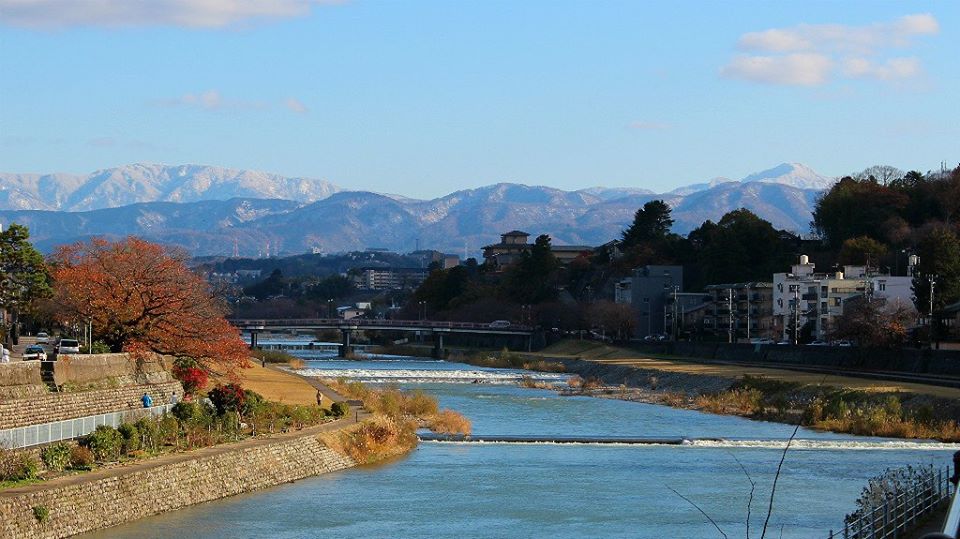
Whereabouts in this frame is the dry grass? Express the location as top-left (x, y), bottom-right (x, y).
top-left (321, 378), bottom-right (471, 436)
top-left (221, 361), bottom-right (328, 408)
top-left (518, 376), bottom-right (555, 390)
top-left (427, 409), bottom-right (472, 435)
top-left (694, 388), bottom-right (764, 416)
top-left (521, 360), bottom-right (566, 373)
top-left (321, 415), bottom-right (419, 465)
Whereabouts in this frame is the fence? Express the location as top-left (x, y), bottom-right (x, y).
top-left (0, 404), bottom-right (173, 449)
top-left (827, 466), bottom-right (954, 539)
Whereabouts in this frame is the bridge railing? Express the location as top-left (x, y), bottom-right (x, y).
top-left (230, 318), bottom-right (534, 332)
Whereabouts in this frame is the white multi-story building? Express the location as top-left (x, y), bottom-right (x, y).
top-left (772, 255), bottom-right (915, 342)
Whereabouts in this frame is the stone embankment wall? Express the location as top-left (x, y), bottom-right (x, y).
top-left (0, 362), bottom-right (47, 400)
top-left (0, 429), bottom-right (356, 539)
top-left (0, 382), bottom-right (182, 430)
top-left (53, 353), bottom-right (173, 387)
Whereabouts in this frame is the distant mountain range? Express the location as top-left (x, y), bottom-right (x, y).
top-left (0, 162), bottom-right (834, 257)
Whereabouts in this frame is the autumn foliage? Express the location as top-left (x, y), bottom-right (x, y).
top-left (51, 237), bottom-right (249, 377)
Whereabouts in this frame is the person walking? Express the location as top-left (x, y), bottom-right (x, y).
top-left (0, 345), bottom-right (8, 364)
top-left (141, 392), bottom-right (153, 408)
top-left (170, 392), bottom-right (178, 406)
top-left (316, 389), bottom-right (323, 407)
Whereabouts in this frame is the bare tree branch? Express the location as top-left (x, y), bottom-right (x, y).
top-left (667, 485), bottom-right (729, 539)
top-left (728, 450), bottom-right (757, 539)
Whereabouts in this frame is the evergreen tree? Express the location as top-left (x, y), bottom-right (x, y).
top-left (621, 200), bottom-right (674, 249)
top-left (0, 224), bottom-right (51, 345)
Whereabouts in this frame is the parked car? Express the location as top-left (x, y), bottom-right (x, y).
top-left (488, 320), bottom-right (512, 328)
top-left (807, 340), bottom-right (829, 346)
top-left (36, 332), bottom-right (50, 344)
top-left (834, 340), bottom-right (855, 347)
top-left (22, 345), bottom-right (47, 361)
top-left (56, 338), bottom-right (80, 354)
top-left (750, 338), bottom-right (775, 345)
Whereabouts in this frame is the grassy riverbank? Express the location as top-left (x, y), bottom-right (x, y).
top-left (466, 343), bottom-right (960, 442)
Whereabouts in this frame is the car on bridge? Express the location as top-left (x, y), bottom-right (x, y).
top-left (488, 320), bottom-right (512, 328)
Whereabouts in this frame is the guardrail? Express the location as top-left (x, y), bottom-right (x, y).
top-left (828, 464), bottom-right (954, 539)
top-left (0, 404), bottom-right (173, 449)
top-left (229, 318), bottom-right (535, 332)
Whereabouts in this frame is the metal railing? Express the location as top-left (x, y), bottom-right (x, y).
top-left (0, 404), bottom-right (173, 449)
top-left (828, 466), bottom-right (954, 539)
top-left (229, 318), bottom-right (534, 332)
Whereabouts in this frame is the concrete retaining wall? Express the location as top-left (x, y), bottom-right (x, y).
top-left (627, 342), bottom-right (960, 377)
top-left (0, 382), bottom-right (182, 430)
top-left (0, 427), bottom-right (356, 538)
top-left (53, 354), bottom-right (173, 387)
top-left (0, 362), bottom-right (47, 400)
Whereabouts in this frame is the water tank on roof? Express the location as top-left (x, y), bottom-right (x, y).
top-left (799, 254), bottom-right (809, 265)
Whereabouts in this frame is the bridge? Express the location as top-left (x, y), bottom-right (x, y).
top-left (228, 318), bottom-right (535, 358)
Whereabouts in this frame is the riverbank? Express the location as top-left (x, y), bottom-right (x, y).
top-left (463, 341), bottom-right (960, 442)
top-left (0, 417), bottom-right (359, 539)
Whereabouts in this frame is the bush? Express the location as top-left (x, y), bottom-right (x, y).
top-left (79, 340), bottom-right (111, 354)
top-left (0, 448), bottom-right (39, 481)
top-left (32, 505), bottom-right (48, 523)
top-left (208, 384), bottom-right (246, 416)
top-left (171, 357), bottom-right (209, 395)
top-left (41, 442), bottom-right (72, 472)
top-left (69, 446), bottom-right (94, 470)
top-left (117, 423), bottom-right (141, 454)
top-left (242, 389), bottom-right (267, 417)
top-left (171, 401), bottom-right (207, 424)
top-left (134, 417), bottom-right (160, 451)
top-left (81, 425), bottom-right (123, 461)
top-left (331, 401), bottom-right (350, 418)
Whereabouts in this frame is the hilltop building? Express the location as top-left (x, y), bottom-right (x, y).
top-left (482, 230), bottom-right (592, 270)
top-left (772, 255), bottom-right (915, 343)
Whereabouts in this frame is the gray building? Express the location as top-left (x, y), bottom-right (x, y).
top-left (631, 265), bottom-right (684, 337)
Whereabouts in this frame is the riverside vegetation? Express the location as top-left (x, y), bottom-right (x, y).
top-left (461, 347), bottom-right (960, 442)
top-left (319, 378), bottom-right (471, 464)
top-left (0, 383), bottom-right (343, 491)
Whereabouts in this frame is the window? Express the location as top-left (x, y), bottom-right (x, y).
top-left (878, 281), bottom-right (886, 291)
top-left (643, 297), bottom-right (649, 303)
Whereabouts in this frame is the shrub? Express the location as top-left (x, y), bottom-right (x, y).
top-left (171, 357), bottom-right (209, 395)
top-left (81, 425), bottom-right (123, 461)
top-left (117, 423), bottom-right (141, 454)
top-left (134, 417), bottom-right (160, 451)
top-left (331, 401), bottom-right (350, 418)
top-left (41, 442), bottom-right (72, 472)
top-left (32, 505), bottom-right (48, 523)
top-left (157, 416), bottom-right (180, 446)
top-left (208, 384), bottom-right (246, 416)
top-left (69, 446), bottom-right (94, 470)
top-left (171, 401), bottom-right (207, 424)
top-left (0, 448), bottom-right (39, 481)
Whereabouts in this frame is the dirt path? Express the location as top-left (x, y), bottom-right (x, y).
top-left (534, 341), bottom-right (960, 399)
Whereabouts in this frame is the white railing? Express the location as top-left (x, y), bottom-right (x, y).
top-left (0, 404), bottom-right (173, 449)
top-left (940, 486), bottom-right (960, 538)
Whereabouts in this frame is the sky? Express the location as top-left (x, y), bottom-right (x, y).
top-left (0, 0), bottom-right (958, 199)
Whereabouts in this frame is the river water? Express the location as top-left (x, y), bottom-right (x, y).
top-left (87, 357), bottom-right (958, 539)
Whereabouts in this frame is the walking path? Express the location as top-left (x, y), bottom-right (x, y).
top-left (534, 341), bottom-right (960, 399)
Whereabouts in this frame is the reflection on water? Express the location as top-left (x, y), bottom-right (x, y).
top-left (84, 357), bottom-right (957, 539)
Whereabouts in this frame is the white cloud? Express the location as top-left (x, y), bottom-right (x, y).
top-left (284, 98), bottom-right (309, 114)
top-left (723, 13), bottom-right (938, 87)
top-left (0, 0), bottom-right (344, 29)
top-left (628, 121), bottom-right (669, 130)
top-left (720, 53), bottom-right (833, 86)
top-left (843, 57), bottom-right (922, 81)
top-left (153, 90), bottom-right (269, 111)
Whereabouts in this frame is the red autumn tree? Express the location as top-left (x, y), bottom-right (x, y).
top-left (51, 237), bottom-right (249, 377)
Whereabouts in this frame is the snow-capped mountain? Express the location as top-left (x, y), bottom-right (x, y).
top-left (0, 163), bottom-right (341, 211)
top-left (0, 162), bottom-right (837, 255)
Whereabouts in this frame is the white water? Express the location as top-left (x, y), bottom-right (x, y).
top-left (421, 438), bottom-right (960, 451)
top-left (298, 367), bottom-right (567, 385)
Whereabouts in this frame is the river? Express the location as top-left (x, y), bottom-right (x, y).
top-left (86, 356), bottom-right (958, 539)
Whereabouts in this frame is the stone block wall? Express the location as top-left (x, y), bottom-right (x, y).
top-left (0, 382), bottom-right (183, 430)
top-left (0, 430), bottom-right (356, 538)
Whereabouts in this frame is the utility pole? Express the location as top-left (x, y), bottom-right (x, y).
top-left (928, 274), bottom-right (937, 320)
top-left (672, 286), bottom-right (679, 341)
top-left (793, 286), bottom-right (801, 345)
top-left (727, 288), bottom-right (733, 344)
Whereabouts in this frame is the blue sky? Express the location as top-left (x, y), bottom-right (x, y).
top-left (1, 0), bottom-right (957, 198)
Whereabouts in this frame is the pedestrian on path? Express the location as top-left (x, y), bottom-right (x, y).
top-left (1, 346), bottom-right (9, 363)
top-left (316, 389), bottom-right (323, 407)
top-left (141, 392), bottom-right (153, 408)
top-left (170, 392), bottom-right (178, 405)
